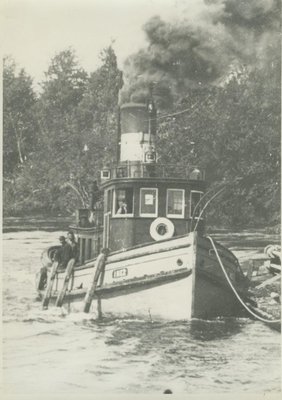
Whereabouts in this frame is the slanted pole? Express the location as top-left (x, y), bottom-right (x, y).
top-left (55, 259), bottom-right (76, 307)
top-left (42, 261), bottom-right (59, 309)
top-left (97, 298), bottom-right (102, 319)
top-left (83, 252), bottom-right (107, 313)
top-left (190, 231), bottom-right (197, 319)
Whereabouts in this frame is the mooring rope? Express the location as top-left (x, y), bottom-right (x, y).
top-left (207, 236), bottom-right (281, 324)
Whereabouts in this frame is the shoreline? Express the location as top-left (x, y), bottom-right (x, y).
top-left (2, 215), bottom-right (73, 233)
top-left (3, 215), bottom-right (280, 234)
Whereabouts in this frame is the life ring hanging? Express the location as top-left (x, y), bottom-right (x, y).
top-left (150, 218), bottom-right (175, 241)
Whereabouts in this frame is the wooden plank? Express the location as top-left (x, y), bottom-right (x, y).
top-left (268, 263), bottom-right (281, 273)
top-left (83, 253), bottom-right (106, 313)
top-left (55, 259), bottom-right (76, 307)
top-left (42, 261), bottom-right (59, 309)
top-left (256, 273), bottom-right (281, 289)
top-left (250, 254), bottom-right (269, 261)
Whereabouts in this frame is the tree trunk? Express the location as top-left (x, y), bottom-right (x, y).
top-left (9, 113), bottom-right (24, 164)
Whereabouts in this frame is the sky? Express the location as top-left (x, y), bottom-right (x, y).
top-left (1, 0), bottom-right (205, 87)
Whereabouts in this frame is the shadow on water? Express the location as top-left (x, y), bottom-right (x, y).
top-left (188, 318), bottom-right (244, 341)
top-left (76, 315), bottom-right (244, 345)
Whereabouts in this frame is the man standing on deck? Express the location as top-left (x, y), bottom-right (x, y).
top-left (67, 231), bottom-right (79, 262)
top-left (55, 236), bottom-right (73, 269)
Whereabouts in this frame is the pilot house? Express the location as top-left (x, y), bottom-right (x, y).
top-left (73, 101), bottom-right (206, 261)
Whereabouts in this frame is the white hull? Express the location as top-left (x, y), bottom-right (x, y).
top-left (38, 232), bottom-right (248, 320)
top-left (61, 275), bottom-right (193, 320)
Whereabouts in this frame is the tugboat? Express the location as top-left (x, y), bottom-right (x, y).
top-left (36, 100), bottom-right (250, 320)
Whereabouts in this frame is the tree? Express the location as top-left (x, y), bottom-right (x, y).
top-left (40, 48), bottom-right (88, 115)
top-left (3, 56), bottom-right (38, 178)
top-left (20, 48), bottom-right (89, 213)
top-left (12, 46), bottom-right (123, 215)
top-left (156, 68), bottom-right (280, 228)
top-left (70, 46), bottom-right (123, 204)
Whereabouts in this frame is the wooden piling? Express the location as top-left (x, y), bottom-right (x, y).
top-left (55, 259), bottom-right (76, 307)
top-left (42, 261), bottom-right (59, 309)
top-left (83, 252), bottom-right (106, 313)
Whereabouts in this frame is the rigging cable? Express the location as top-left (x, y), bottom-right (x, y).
top-left (157, 95), bottom-right (212, 121)
top-left (193, 187), bottom-right (226, 232)
top-left (138, 94), bottom-right (212, 123)
top-left (191, 182), bottom-right (226, 222)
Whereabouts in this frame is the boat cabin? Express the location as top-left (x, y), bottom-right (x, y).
top-left (101, 167), bottom-right (205, 251)
top-left (71, 102), bottom-right (206, 261)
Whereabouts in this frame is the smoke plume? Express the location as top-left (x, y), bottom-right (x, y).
top-left (121, 0), bottom-right (280, 107)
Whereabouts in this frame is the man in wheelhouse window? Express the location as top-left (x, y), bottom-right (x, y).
top-left (115, 188), bottom-right (133, 215)
top-left (117, 200), bottom-right (128, 214)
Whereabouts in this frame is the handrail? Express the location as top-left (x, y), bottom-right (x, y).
top-left (104, 163), bottom-right (205, 180)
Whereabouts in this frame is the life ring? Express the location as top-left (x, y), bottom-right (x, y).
top-left (264, 245), bottom-right (281, 261)
top-left (150, 217), bottom-right (175, 241)
top-left (41, 245), bottom-right (60, 269)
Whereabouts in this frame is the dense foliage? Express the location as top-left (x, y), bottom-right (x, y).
top-left (3, 47), bottom-right (122, 215)
top-left (3, 57), bottom-right (38, 177)
top-left (3, 45), bottom-right (280, 229)
top-left (157, 69), bottom-right (280, 228)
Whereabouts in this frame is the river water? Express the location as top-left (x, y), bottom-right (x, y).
top-left (2, 227), bottom-right (281, 396)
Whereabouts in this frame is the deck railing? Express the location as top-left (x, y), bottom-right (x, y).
top-left (104, 162), bottom-right (205, 181)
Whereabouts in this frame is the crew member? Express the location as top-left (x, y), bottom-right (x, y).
top-left (67, 231), bottom-right (79, 262)
top-left (55, 236), bottom-right (73, 269)
top-left (117, 200), bottom-right (128, 214)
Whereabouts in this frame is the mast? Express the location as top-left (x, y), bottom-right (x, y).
top-left (116, 105), bottom-right (121, 163)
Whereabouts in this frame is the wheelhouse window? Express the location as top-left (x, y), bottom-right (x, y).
top-left (190, 191), bottom-right (203, 218)
top-left (167, 189), bottom-right (185, 218)
top-left (113, 188), bottom-right (133, 216)
top-left (140, 188), bottom-right (158, 217)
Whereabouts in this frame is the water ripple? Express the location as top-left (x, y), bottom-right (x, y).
top-left (2, 230), bottom-right (281, 395)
